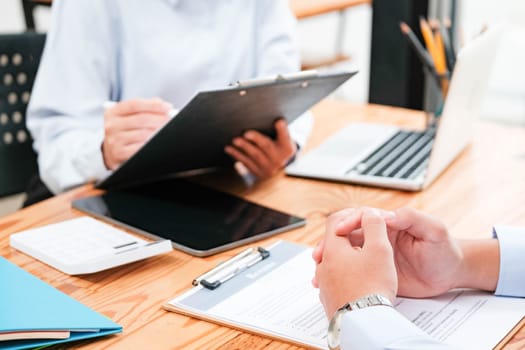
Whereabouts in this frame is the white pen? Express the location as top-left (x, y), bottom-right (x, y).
top-left (198, 247), bottom-right (270, 290)
top-left (192, 247), bottom-right (255, 286)
top-left (103, 100), bottom-right (179, 119)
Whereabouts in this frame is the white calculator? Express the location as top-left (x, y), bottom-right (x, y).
top-left (10, 216), bottom-right (172, 275)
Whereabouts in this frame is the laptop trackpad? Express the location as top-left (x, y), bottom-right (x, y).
top-left (287, 123), bottom-right (399, 176)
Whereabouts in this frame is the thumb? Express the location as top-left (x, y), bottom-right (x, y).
top-left (275, 119), bottom-right (292, 146)
top-left (387, 207), bottom-right (444, 242)
top-left (312, 238), bottom-right (324, 264)
top-left (362, 209), bottom-right (390, 250)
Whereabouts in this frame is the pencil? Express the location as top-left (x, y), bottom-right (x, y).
top-left (430, 20), bottom-right (447, 65)
top-left (429, 19), bottom-right (449, 96)
top-left (399, 22), bottom-right (441, 88)
top-left (443, 18), bottom-right (457, 61)
top-left (439, 20), bottom-right (456, 71)
top-left (420, 18), bottom-right (448, 96)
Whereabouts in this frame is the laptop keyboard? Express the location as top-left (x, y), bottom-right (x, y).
top-left (347, 129), bottom-right (435, 180)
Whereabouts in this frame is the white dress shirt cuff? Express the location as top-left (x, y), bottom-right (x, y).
top-left (289, 111), bottom-right (313, 150)
top-left (493, 226), bottom-right (525, 297)
top-left (340, 305), bottom-right (452, 350)
top-left (71, 129), bottom-right (112, 187)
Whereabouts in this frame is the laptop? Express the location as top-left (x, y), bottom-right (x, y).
top-left (286, 28), bottom-right (501, 191)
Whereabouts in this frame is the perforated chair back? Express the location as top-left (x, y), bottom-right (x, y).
top-left (0, 33), bottom-right (45, 197)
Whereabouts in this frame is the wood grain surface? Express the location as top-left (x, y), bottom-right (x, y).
top-left (1, 99), bottom-right (524, 349)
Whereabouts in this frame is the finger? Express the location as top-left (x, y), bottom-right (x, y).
top-left (110, 142), bottom-right (144, 168)
top-left (232, 137), bottom-right (273, 174)
top-left (274, 119), bottom-right (296, 154)
top-left (108, 112), bottom-right (170, 131)
top-left (348, 229), bottom-right (365, 247)
top-left (335, 211), bottom-right (362, 236)
top-left (225, 145), bottom-right (264, 177)
top-left (116, 129), bottom-right (156, 146)
top-left (110, 98), bottom-right (172, 116)
top-left (361, 209), bottom-right (391, 250)
top-left (324, 219), bottom-right (354, 254)
top-left (312, 239), bottom-right (325, 264)
top-left (326, 207), bottom-right (358, 230)
top-left (387, 207), bottom-right (445, 241)
top-left (312, 276), bottom-right (319, 288)
top-left (334, 207), bottom-right (395, 238)
top-left (243, 131), bottom-right (281, 164)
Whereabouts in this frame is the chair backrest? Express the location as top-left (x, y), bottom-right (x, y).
top-left (0, 33), bottom-right (46, 197)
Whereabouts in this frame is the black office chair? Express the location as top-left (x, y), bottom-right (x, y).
top-left (21, 0), bottom-right (53, 32)
top-left (0, 33), bottom-right (46, 198)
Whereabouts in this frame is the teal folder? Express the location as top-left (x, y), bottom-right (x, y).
top-left (0, 257), bottom-right (122, 349)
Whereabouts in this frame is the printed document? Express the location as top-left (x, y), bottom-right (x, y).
top-left (165, 241), bottom-right (525, 349)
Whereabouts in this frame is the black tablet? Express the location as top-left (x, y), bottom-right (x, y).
top-left (97, 70), bottom-right (357, 190)
top-left (72, 180), bottom-right (305, 257)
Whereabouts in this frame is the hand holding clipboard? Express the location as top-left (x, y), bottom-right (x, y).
top-left (97, 70), bottom-right (357, 190)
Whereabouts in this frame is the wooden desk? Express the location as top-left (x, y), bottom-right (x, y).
top-left (2, 100), bottom-right (525, 349)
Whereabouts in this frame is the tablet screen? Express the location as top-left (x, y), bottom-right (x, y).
top-left (72, 179), bottom-right (305, 256)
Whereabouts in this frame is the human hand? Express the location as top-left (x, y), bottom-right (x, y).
top-left (384, 208), bottom-right (500, 297)
top-left (102, 98), bottom-right (172, 170)
top-left (381, 208), bottom-right (464, 298)
top-left (314, 209), bottom-right (397, 318)
top-left (312, 208), bottom-right (395, 267)
top-left (224, 119), bottom-right (296, 179)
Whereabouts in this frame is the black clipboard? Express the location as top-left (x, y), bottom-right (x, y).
top-left (97, 70), bottom-right (357, 190)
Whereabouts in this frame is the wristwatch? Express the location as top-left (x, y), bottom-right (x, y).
top-left (327, 294), bottom-right (393, 350)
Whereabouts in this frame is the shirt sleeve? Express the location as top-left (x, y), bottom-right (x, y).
top-left (26, 0), bottom-right (115, 194)
top-left (254, 0), bottom-right (312, 150)
top-left (340, 306), bottom-right (458, 350)
top-left (493, 226), bottom-right (525, 297)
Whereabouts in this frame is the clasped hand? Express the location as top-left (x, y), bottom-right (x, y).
top-left (312, 207), bottom-right (466, 318)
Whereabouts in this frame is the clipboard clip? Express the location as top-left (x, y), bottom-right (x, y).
top-left (233, 70), bottom-right (318, 88)
top-left (192, 247), bottom-right (270, 290)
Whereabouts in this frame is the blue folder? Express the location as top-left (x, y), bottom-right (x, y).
top-left (0, 257), bottom-right (122, 349)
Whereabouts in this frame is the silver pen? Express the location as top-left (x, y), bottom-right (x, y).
top-left (199, 247), bottom-right (270, 290)
top-left (192, 247), bottom-right (255, 286)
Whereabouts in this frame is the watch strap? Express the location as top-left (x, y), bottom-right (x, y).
top-left (345, 293), bottom-right (393, 311)
top-left (327, 294), bottom-right (393, 350)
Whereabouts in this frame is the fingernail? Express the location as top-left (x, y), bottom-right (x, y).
top-left (233, 138), bottom-right (242, 146)
top-left (383, 211), bottom-right (396, 219)
top-left (363, 208), bottom-right (382, 216)
top-left (336, 220), bottom-right (348, 232)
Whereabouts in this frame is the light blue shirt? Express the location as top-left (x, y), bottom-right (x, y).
top-left (27, 0), bottom-right (312, 194)
top-left (340, 226), bottom-right (525, 349)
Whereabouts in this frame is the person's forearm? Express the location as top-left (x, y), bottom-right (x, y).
top-left (37, 128), bottom-right (110, 193)
top-left (456, 239), bottom-right (500, 292)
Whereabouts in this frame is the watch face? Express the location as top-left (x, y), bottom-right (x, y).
top-left (327, 308), bottom-right (346, 350)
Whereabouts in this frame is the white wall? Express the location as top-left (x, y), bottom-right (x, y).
top-left (0, 0), bottom-right (49, 33)
top-left (297, 5), bottom-right (372, 103)
top-left (461, 0), bottom-right (525, 123)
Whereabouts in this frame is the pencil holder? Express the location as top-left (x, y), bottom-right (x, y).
top-left (423, 69), bottom-right (450, 128)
